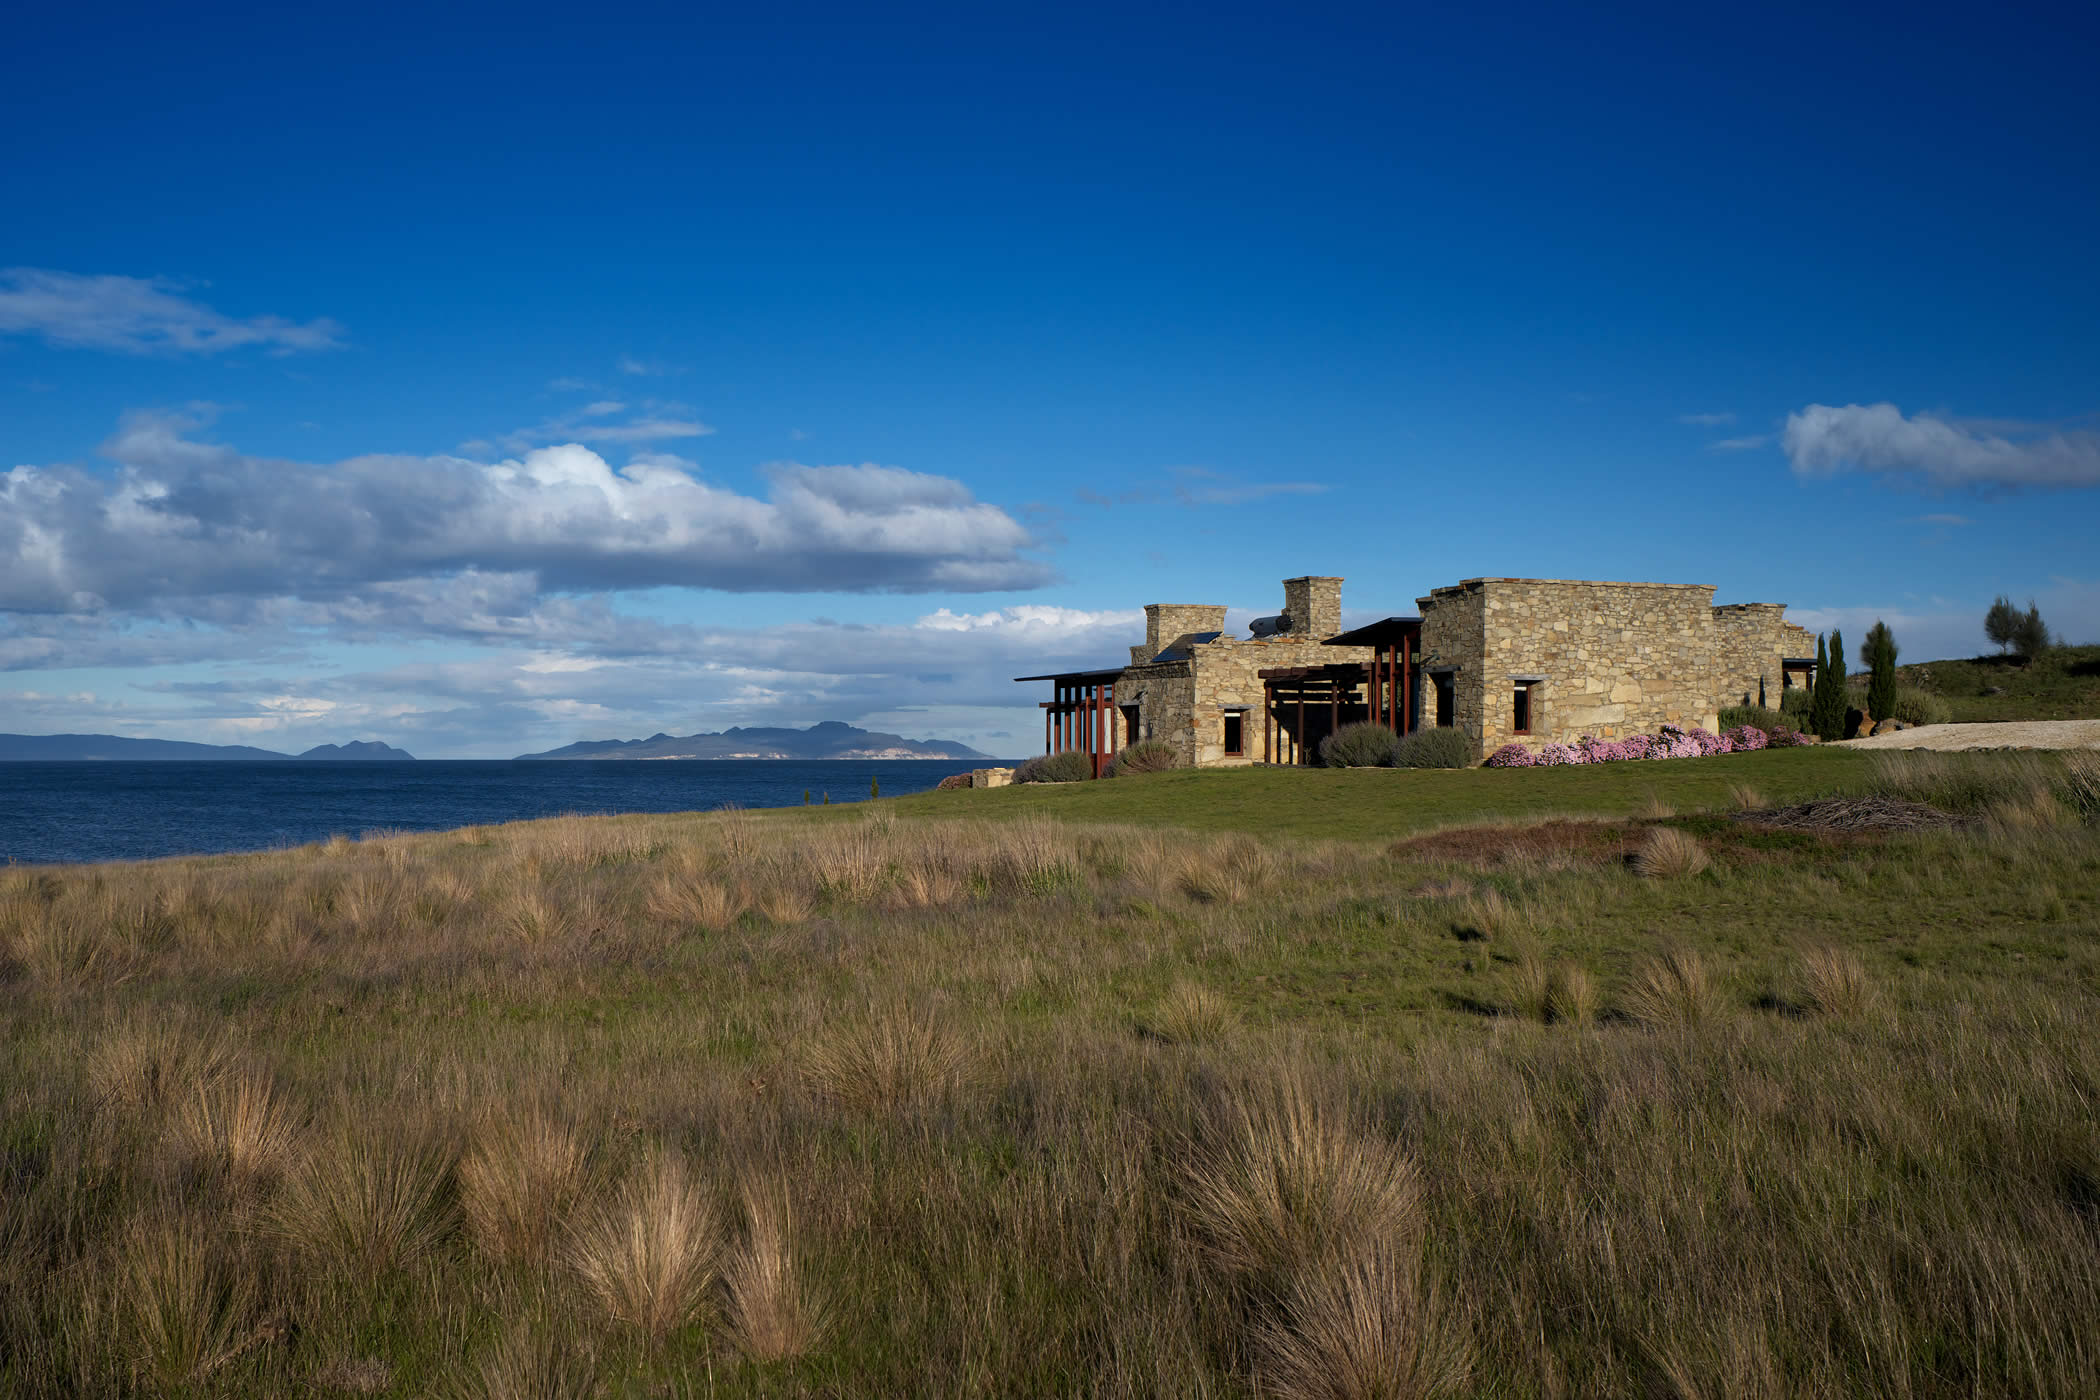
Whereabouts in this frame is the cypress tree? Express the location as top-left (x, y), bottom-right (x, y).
top-left (1824, 628), bottom-right (1849, 740)
top-left (1864, 620), bottom-right (1898, 724)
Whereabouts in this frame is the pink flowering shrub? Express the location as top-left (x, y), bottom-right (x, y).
top-left (1536, 743), bottom-right (1583, 766)
top-left (1486, 720), bottom-right (1786, 770)
top-left (1485, 743), bottom-right (1535, 767)
top-left (1726, 724), bottom-right (1769, 752)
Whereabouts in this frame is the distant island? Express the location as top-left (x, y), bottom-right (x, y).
top-left (0, 734), bottom-right (417, 761)
top-left (516, 720), bottom-right (988, 762)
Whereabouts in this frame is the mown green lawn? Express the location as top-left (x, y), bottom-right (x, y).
top-left (886, 745), bottom-right (1877, 839)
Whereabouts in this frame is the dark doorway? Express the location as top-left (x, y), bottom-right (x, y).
top-left (1223, 712), bottom-right (1244, 756)
top-left (1434, 673), bottom-right (1455, 728)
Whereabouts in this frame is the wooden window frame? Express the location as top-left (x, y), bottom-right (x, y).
top-left (1222, 711), bottom-right (1244, 757)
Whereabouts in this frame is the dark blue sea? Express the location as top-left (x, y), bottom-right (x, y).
top-left (0, 760), bottom-right (989, 865)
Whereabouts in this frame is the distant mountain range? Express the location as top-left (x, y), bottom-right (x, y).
top-left (0, 734), bottom-right (416, 761)
top-left (516, 720), bottom-right (987, 762)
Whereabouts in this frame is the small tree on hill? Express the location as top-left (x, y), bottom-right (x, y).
top-left (2012, 602), bottom-right (2051, 662)
top-left (1863, 620), bottom-right (1898, 723)
top-left (1985, 596), bottom-right (2020, 654)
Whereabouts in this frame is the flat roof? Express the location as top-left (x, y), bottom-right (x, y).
top-left (1013, 666), bottom-right (1126, 683)
top-left (1323, 616), bottom-right (1422, 647)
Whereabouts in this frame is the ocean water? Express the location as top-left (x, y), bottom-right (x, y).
top-left (0, 760), bottom-right (989, 865)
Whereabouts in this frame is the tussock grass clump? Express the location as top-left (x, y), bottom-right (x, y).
top-left (1106, 738), bottom-right (1179, 776)
top-left (756, 883), bottom-right (815, 925)
top-left (566, 1153), bottom-right (722, 1341)
top-left (804, 1008), bottom-right (977, 1115)
top-left (459, 1110), bottom-right (590, 1266)
top-left (1621, 947), bottom-right (1721, 1029)
top-left (645, 874), bottom-right (742, 930)
top-left (1151, 981), bottom-right (1238, 1044)
top-left (118, 1214), bottom-right (260, 1391)
top-left (89, 1015), bottom-right (234, 1112)
top-left (270, 1130), bottom-right (455, 1278)
top-left (1726, 782), bottom-right (1766, 812)
top-left (1800, 946), bottom-right (1875, 1018)
top-left (169, 1070), bottom-right (303, 1183)
top-left (1257, 1240), bottom-right (1471, 1400)
top-left (471, 1325), bottom-right (595, 1400)
top-left (1632, 827), bottom-right (1708, 878)
top-left (1181, 1073), bottom-right (1422, 1300)
top-left (501, 888), bottom-right (570, 943)
top-left (1547, 963), bottom-right (1599, 1027)
top-left (725, 1181), bottom-right (824, 1362)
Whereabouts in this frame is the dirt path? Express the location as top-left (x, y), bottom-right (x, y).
top-left (1843, 719), bottom-right (2100, 751)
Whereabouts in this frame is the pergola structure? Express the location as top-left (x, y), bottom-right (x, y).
top-left (1256, 617), bottom-right (1423, 767)
top-left (1014, 666), bottom-right (1127, 777)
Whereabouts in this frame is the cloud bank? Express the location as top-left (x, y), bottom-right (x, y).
top-left (0, 269), bottom-right (343, 355)
top-left (0, 411), bottom-right (1050, 613)
top-left (1783, 403), bottom-right (2100, 488)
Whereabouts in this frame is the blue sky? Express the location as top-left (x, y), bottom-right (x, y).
top-left (4, 2), bottom-right (2097, 757)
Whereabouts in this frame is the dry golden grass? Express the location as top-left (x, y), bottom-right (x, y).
top-left (1547, 963), bottom-right (1599, 1027)
top-left (756, 883), bottom-right (815, 925)
top-left (1632, 826), bottom-right (1709, 878)
top-left (725, 1181), bottom-right (824, 1362)
top-left (1152, 981), bottom-right (1238, 1045)
top-left (566, 1152), bottom-right (722, 1342)
top-left (1182, 1072), bottom-right (1422, 1299)
top-left (803, 1007), bottom-right (977, 1115)
top-left (270, 1129), bottom-right (455, 1278)
top-left (1727, 781), bottom-right (1767, 811)
top-left (1257, 1240), bottom-right (1471, 1400)
top-left (118, 1213), bottom-right (260, 1391)
top-left (3, 765), bottom-right (2096, 1395)
top-left (459, 1109), bottom-right (590, 1266)
top-left (1621, 946), bottom-right (1721, 1030)
top-left (645, 873), bottom-right (743, 930)
top-left (1800, 945), bottom-right (1875, 1018)
top-left (168, 1069), bottom-right (303, 1183)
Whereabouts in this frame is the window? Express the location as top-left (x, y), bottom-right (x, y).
top-left (1223, 712), bottom-right (1244, 756)
top-left (1433, 674), bottom-right (1455, 728)
top-left (1513, 683), bottom-right (1532, 734)
top-left (1122, 704), bottom-right (1141, 745)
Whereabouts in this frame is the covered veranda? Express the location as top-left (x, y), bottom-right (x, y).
top-left (1257, 617), bottom-right (1423, 766)
top-left (1013, 666), bottom-right (1128, 777)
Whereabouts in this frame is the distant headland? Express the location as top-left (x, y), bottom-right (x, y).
top-left (0, 734), bottom-right (417, 761)
top-left (516, 720), bottom-right (987, 762)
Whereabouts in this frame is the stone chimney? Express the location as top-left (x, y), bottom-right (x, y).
top-left (1281, 576), bottom-right (1343, 639)
top-left (1137, 603), bottom-right (1229, 663)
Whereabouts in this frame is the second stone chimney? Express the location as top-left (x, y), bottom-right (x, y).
top-left (1281, 576), bottom-right (1343, 640)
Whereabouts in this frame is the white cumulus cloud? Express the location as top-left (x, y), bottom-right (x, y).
top-left (0, 411), bottom-right (1050, 613)
top-left (1783, 402), bottom-right (2100, 488)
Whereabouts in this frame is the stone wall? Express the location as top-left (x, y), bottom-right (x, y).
top-left (1114, 636), bottom-right (1372, 766)
top-left (1135, 604), bottom-right (1229, 665)
top-left (1416, 578), bottom-right (1804, 760)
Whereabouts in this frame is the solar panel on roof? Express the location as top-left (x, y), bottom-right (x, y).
top-left (1150, 631), bottom-right (1223, 663)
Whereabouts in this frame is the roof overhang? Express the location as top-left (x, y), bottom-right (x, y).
top-left (1013, 667), bottom-right (1127, 684)
top-left (1322, 617), bottom-right (1423, 647)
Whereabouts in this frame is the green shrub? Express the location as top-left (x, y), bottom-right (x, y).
top-left (1778, 686), bottom-right (1812, 718)
top-left (1014, 751), bottom-right (1093, 784)
top-left (1890, 686), bottom-right (1950, 727)
top-left (1106, 740), bottom-right (1178, 777)
top-left (1718, 705), bottom-right (1771, 731)
top-left (1319, 722), bottom-right (1401, 768)
top-left (1391, 727), bottom-right (1473, 769)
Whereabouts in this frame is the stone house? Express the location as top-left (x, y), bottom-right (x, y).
top-left (1415, 578), bottom-right (1815, 761)
top-left (1020, 574), bottom-right (1814, 770)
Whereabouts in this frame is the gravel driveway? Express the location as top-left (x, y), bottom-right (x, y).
top-left (1842, 720), bottom-right (2100, 751)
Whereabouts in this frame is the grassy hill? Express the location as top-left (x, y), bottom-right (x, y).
top-left (1893, 642), bottom-right (2100, 722)
top-left (2, 747), bottom-right (2095, 1396)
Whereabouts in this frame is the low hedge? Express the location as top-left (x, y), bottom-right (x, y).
top-left (1320, 722), bottom-right (1402, 768)
top-left (1014, 751), bottom-right (1093, 784)
top-left (1391, 727), bottom-right (1473, 769)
